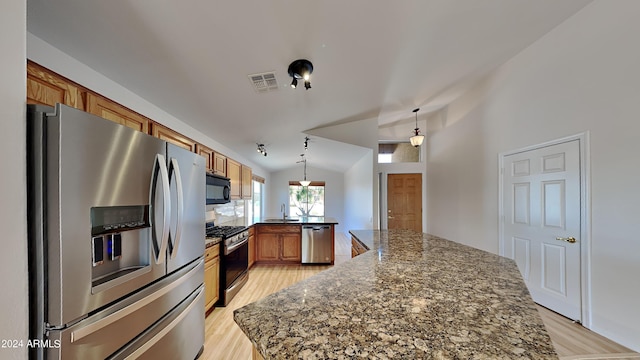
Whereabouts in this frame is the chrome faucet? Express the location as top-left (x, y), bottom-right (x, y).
top-left (281, 203), bottom-right (287, 220)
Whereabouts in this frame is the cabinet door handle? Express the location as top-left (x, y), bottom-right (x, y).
top-left (556, 236), bottom-right (577, 243)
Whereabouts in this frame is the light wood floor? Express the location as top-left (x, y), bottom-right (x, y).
top-left (202, 233), bottom-right (637, 360)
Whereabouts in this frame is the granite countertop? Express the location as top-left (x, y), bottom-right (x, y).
top-left (234, 229), bottom-right (557, 359)
top-left (250, 216), bottom-right (339, 225)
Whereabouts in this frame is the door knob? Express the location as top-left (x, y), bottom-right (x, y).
top-left (556, 236), bottom-right (577, 243)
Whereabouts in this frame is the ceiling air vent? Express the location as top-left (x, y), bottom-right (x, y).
top-left (248, 72), bottom-right (279, 93)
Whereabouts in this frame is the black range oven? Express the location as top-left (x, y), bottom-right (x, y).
top-left (206, 225), bottom-right (249, 306)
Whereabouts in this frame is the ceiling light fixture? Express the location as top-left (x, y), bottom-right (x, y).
top-left (288, 59), bottom-right (313, 90)
top-left (410, 108), bottom-right (425, 147)
top-left (303, 136), bottom-right (310, 151)
top-left (256, 143), bottom-right (267, 157)
top-left (297, 154), bottom-right (311, 187)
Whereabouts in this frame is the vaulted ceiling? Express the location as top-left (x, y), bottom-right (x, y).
top-left (27, 0), bottom-right (591, 172)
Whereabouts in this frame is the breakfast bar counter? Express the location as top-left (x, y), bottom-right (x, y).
top-left (234, 229), bottom-right (557, 359)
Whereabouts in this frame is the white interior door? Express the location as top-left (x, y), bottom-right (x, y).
top-left (502, 140), bottom-right (581, 321)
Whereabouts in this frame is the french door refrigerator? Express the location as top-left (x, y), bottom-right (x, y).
top-left (27, 104), bottom-right (206, 359)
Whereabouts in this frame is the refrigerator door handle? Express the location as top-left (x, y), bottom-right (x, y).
top-left (150, 154), bottom-right (170, 264)
top-left (168, 158), bottom-right (184, 258)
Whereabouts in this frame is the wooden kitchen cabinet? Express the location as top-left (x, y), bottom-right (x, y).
top-left (351, 236), bottom-right (368, 258)
top-left (256, 233), bottom-right (280, 261)
top-left (27, 61), bottom-right (84, 109)
top-left (85, 92), bottom-right (150, 133)
top-left (280, 233), bottom-right (302, 262)
top-left (195, 143), bottom-right (215, 171)
top-left (241, 165), bottom-right (252, 199)
top-left (256, 225), bottom-right (301, 263)
top-left (204, 243), bottom-right (220, 314)
top-left (213, 152), bottom-right (227, 176)
top-left (248, 227), bottom-right (256, 268)
top-left (227, 158), bottom-right (241, 199)
top-left (151, 122), bottom-right (196, 152)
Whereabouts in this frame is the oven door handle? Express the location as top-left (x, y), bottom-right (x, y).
top-left (225, 237), bottom-right (248, 255)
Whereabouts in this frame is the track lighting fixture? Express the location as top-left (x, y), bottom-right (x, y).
top-left (288, 59), bottom-right (314, 90)
top-left (256, 143), bottom-right (267, 156)
top-left (409, 108), bottom-right (425, 147)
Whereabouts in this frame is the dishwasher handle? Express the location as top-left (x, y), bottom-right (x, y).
top-left (303, 225), bottom-right (330, 231)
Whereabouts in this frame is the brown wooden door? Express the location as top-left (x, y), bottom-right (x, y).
top-left (387, 173), bottom-right (422, 232)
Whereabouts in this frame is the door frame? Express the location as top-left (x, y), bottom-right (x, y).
top-left (498, 132), bottom-right (592, 328)
top-left (379, 172), bottom-right (425, 231)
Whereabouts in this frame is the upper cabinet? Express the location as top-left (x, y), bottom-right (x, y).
top-left (151, 123), bottom-right (196, 152)
top-left (213, 152), bottom-right (227, 177)
top-left (27, 61), bottom-right (84, 109)
top-left (25, 61), bottom-right (257, 190)
top-left (195, 143), bottom-right (215, 171)
top-left (241, 165), bottom-right (252, 199)
top-left (227, 158), bottom-right (241, 199)
top-left (86, 93), bottom-right (150, 133)
top-left (227, 160), bottom-right (253, 199)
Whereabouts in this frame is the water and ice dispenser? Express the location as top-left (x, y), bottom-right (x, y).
top-left (90, 205), bottom-right (151, 288)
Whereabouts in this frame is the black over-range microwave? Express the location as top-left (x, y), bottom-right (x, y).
top-left (206, 173), bottom-right (231, 204)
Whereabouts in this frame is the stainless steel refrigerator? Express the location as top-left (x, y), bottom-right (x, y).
top-left (27, 104), bottom-right (206, 359)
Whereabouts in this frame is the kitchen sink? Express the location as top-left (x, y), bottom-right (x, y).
top-left (262, 218), bottom-right (300, 223)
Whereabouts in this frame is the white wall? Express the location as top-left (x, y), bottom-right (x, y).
top-left (267, 165), bottom-right (345, 233)
top-left (27, 33), bottom-right (269, 179)
top-left (307, 118), bottom-right (380, 229)
top-left (343, 151), bottom-right (374, 234)
top-left (426, 1), bottom-right (640, 350)
top-left (0, 0), bottom-right (28, 358)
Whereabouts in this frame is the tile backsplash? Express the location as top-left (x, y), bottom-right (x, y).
top-left (207, 200), bottom-right (247, 226)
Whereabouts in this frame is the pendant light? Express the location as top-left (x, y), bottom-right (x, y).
top-left (297, 154), bottom-right (311, 187)
top-left (410, 108), bottom-right (425, 147)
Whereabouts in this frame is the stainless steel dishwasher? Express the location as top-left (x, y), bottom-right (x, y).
top-left (301, 225), bottom-right (333, 264)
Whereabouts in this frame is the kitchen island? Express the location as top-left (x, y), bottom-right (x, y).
top-left (251, 217), bottom-right (338, 265)
top-left (251, 216), bottom-right (339, 225)
top-left (234, 229), bottom-right (557, 359)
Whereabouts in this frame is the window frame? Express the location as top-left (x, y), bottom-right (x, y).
top-left (287, 181), bottom-right (325, 217)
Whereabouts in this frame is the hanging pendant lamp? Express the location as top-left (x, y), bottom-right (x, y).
top-left (298, 154), bottom-right (311, 187)
top-left (410, 108), bottom-right (425, 147)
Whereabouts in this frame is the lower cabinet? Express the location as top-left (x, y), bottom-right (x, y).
top-left (204, 243), bottom-right (220, 314)
top-left (351, 236), bottom-right (368, 258)
top-left (248, 227), bottom-right (256, 268)
top-left (256, 225), bottom-right (301, 263)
